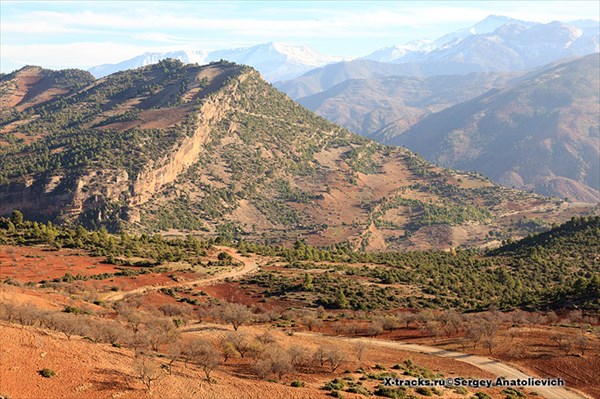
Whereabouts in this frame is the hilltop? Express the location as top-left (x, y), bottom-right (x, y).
top-left (0, 60), bottom-right (593, 250)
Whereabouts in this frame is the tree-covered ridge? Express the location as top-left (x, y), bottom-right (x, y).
top-left (0, 60), bottom-right (244, 184)
top-left (237, 216), bottom-right (599, 310)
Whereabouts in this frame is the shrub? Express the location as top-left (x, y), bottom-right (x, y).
top-left (415, 387), bottom-right (433, 396)
top-left (373, 386), bottom-right (407, 398)
top-left (39, 368), bottom-right (56, 378)
top-left (471, 393), bottom-right (492, 399)
top-left (63, 306), bottom-right (82, 314)
top-left (291, 380), bottom-right (305, 388)
top-left (323, 378), bottom-right (346, 391)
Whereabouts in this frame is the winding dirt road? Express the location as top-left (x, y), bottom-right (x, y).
top-left (298, 333), bottom-right (591, 399)
top-left (101, 247), bottom-right (259, 301)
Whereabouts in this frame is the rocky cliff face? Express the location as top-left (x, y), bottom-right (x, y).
top-left (130, 73), bottom-right (247, 206)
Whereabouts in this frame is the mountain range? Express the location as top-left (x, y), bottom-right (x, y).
top-left (1, 61), bottom-right (592, 251)
top-left (86, 16), bottom-right (598, 84)
top-left (89, 42), bottom-right (345, 82)
top-left (386, 54), bottom-right (600, 203)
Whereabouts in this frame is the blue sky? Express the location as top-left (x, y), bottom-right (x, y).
top-left (1, 1), bottom-right (598, 73)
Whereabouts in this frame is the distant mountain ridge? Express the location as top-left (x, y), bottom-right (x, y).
top-left (361, 16), bottom-right (598, 72)
top-left (89, 42), bottom-right (345, 82)
top-left (84, 16), bottom-right (598, 85)
top-left (385, 54), bottom-right (600, 203)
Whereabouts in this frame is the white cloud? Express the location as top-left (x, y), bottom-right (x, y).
top-left (1, 1), bottom-right (597, 70)
top-left (0, 42), bottom-right (177, 71)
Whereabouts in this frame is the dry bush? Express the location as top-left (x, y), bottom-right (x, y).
top-left (53, 312), bottom-right (88, 340)
top-left (544, 311), bottom-right (559, 325)
top-left (96, 321), bottom-right (129, 345)
top-left (574, 332), bottom-right (591, 356)
top-left (398, 313), bottom-right (417, 328)
top-left (256, 331), bottom-right (277, 345)
top-left (365, 320), bottom-right (384, 337)
top-left (313, 345), bottom-right (328, 368)
top-left (380, 316), bottom-right (400, 331)
top-left (506, 342), bottom-right (527, 360)
top-left (158, 303), bottom-right (192, 324)
top-left (301, 315), bottom-right (322, 332)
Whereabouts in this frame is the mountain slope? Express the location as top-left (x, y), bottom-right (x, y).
top-left (295, 72), bottom-right (515, 137)
top-left (0, 66), bottom-right (94, 115)
top-left (387, 54), bottom-right (600, 203)
top-left (0, 61), bottom-right (592, 250)
top-left (274, 60), bottom-right (426, 99)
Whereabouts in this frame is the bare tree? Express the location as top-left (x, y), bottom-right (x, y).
top-left (256, 331), bottom-right (277, 345)
top-left (326, 345), bottom-right (347, 373)
top-left (165, 340), bottom-right (182, 374)
top-left (287, 344), bottom-right (310, 369)
top-left (355, 342), bottom-right (368, 368)
top-left (97, 321), bottom-right (128, 345)
top-left (365, 320), bottom-right (384, 337)
top-left (54, 313), bottom-right (85, 341)
top-left (506, 343), bottom-right (527, 360)
top-left (144, 317), bottom-right (180, 351)
top-left (425, 320), bottom-right (443, 342)
top-left (313, 345), bottom-right (328, 368)
top-left (466, 322), bottom-right (484, 348)
top-left (550, 334), bottom-right (573, 355)
top-left (190, 338), bottom-right (221, 381)
top-left (574, 331), bottom-right (590, 356)
top-left (381, 316), bottom-right (399, 332)
top-left (222, 331), bottom-right (252, 358)
top-left (133, 355), bottom-right (164, 393)
top-left (482, 336), bottom-right (497, 355)
top-left (254, 346), bottom-right (293, 380)
top-left (219, 303), bottom-right (253, 331)
top-left (507, 327), bottom-right (519, 343)
top-left (220, 341), bottom-right (240, 362)
top-left (440, 310), bottom-right (463, 337)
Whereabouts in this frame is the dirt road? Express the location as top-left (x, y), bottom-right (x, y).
top-left (101, 247), bottom-right (259, 301)
top-left (298, 333), bottom-right (591, 399)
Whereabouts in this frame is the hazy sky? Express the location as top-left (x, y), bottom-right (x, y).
top-left (1, 1), bottom-right (599, 72)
